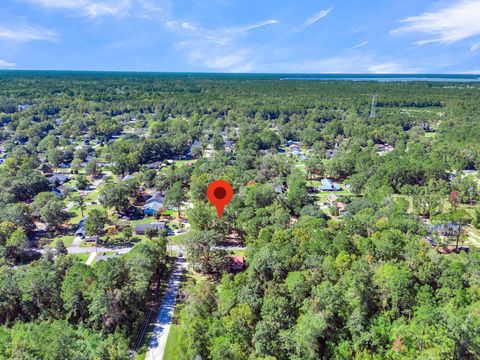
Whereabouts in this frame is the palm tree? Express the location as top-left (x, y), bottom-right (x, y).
top-left (72, 194), bottom-right (86, 217)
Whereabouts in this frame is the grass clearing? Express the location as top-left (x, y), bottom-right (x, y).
top-left (164, 324), bottom-right (182, 360)
top-left (72, 253), bottom-right (90, 262)
top-left (48, 235), bottom-right (75, 248)
top-left (229, 249), bottom-right (246, 256)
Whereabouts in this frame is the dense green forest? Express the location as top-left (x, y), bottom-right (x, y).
top-left (0, 72), bottom-right (479, 359)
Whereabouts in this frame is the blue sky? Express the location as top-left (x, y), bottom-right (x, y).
top-left (1, 0), bottom-right (480, 73)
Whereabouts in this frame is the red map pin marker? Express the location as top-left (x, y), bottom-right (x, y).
top-left (207, 180), bottom-right (233, 219)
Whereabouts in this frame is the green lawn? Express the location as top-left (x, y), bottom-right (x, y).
top-left (129, 217), bottom-right (157, 227)
top-left (84, 190), bottom-right (99, 202)
top-left (168, 233), bottom-right (186, 246)
top-left (174, 159), bottom-right (196, 168)
top-left (68, 204), bottom-right (103, 224)
top-left (48, 235), bottom-right (75, 248)
top-left (73, 253), bottom-right (90, 262)
top-left (229, 249), bottom-right (246, 256)
top-left (164, 324), bottom-right (182, 360)
top-left (467, 226), bottom-right (480, 248)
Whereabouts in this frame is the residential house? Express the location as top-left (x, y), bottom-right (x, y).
top-left (17, 104), bottom-right (31, 112)
top-left (75, 217), bottom-right (87, 238)
top-left (145, 161), bottom-right (163, 170)
top-left (48, 174), bottom-right (70, 186)
top-left (143, 200), bottom-right (164, 216)
top-left (377, 143), bottom-right (395, 154)
top-left (336, 202), bottom-right (347, 213)
top-left (135, 222), bottom-right (166, 235)
top-left (146, 192), bottom-right (164, 204)
top-left (320, 178), bottom-right (341, 191)
top-left (53, 185), bottom-right (69, 198)
top-left (289, 144), bottom-right (300, 151)
top-left (327, 194), bottom-right (339, 205)
top-left (229, 256), bottom-right (245, 273)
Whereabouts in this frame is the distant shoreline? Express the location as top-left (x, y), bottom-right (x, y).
top-left (0, 70), bottom-right (479, 82)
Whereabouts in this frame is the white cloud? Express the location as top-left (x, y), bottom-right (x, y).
top-left (0, 25), bottom-right (58, 42)
top-left (471, 42), bottom-right (480, 52)
top-left (166, 18), bottom-right (279, 72)
top-left (368, 62), bottom-right (418, 74)
top-left (0, 59), bottom-right (16, 68)
top-left (228, 19), bottom-right (280, 34)
top-left (203, 50), bottom-right (251, 71)
top-left (24, 0), bottom-right (137, 18)
top-left (297, 8), bottom-right (332, 31)
top-left (267, 55), bottom-right (422, 74)
top-left (391, 0), bottom-right (480, 45)
top-left (181, 22), bottom-right (196, 31)
top-left (350, 41), bottom-right (368, 49)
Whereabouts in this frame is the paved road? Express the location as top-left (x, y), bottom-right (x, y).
top-left (168, 244), bottom-right (245, 252)
top-left (67, 246), bottom-right (132, 254)
top-left (62, 244), bottom-right (243, 255)
top-left (146, 257), bottom-right (187, 360)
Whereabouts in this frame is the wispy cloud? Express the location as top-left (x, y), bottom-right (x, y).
top-left (23, 0), bottom-right (144, 18)
top-left (391, 0), bottom-right (480, 45)
top-left (471, 42), bottom-right (480, 52)
top-left (350, 41), bottom-right (368, 49)
top-left (204, 50), bottom-right (253, 72)
top-left (0, 59), bottom-right (16, 68)
top-left (297, 8), bottom-right (332, 31)
top-left (166, 18), bottom-right (279, 71)
top-left (0, 25), bottom-right (58, 42)
top-left (229, 19), bottom-right (280, 33)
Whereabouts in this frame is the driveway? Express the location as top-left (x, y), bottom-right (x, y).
top-left (146, 257), bottom-right (187, 360)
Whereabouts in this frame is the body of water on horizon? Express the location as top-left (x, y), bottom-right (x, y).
top-left (0, 71), bottom-right (479, 82)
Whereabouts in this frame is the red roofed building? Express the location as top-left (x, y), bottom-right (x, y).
top-left (336, 202), bottom-right (347, 212)
top-left (229, 256), bottom-right (245, 273)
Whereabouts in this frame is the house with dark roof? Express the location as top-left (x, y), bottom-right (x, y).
top-left (146, 192), bottom-right (164, 205)
top-left (135, 222), bottom-right (166, 235)
top-left (320, 178), bottom-right (341, 191)
top-left (53, 185), bottom-right (69, 198)
top-left (145, 161), bottom-right (163, 170)
top-left (48, 174), bottom-right (70, 186)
